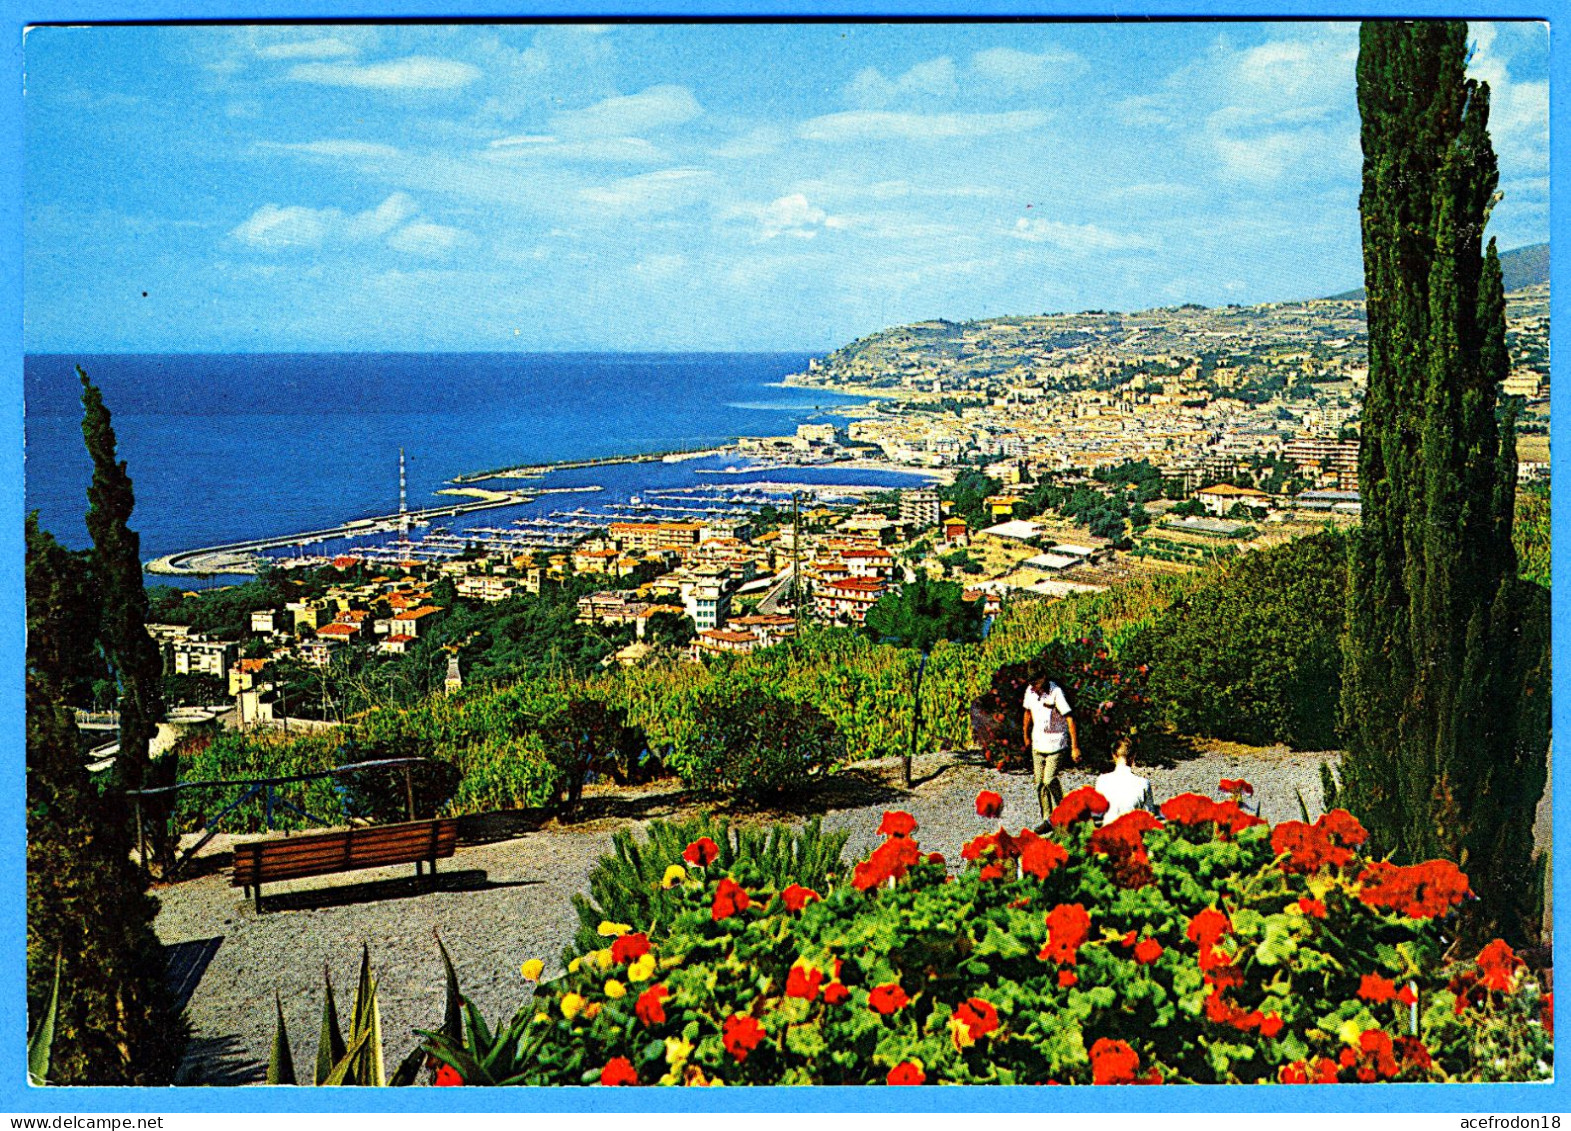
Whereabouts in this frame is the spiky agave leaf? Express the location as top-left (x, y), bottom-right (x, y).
top-left (267, 994), bottom-right (297, 1086)
top-left (315, 968), bottom-right (346, 1086)
top-left (26, 954), bottom-right (61, 1087)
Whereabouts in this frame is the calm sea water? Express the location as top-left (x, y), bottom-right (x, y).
top-left (24, 353), bottom-right (926, 581)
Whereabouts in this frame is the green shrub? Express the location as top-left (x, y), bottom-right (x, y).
top-left (333, 735), bottom-right (462, 824)
top-left (1126, 531), bottom-right (1347, 749)
top-left (668, 686), bottom-right (845, 797)
top-left (567, 816), bottom-right (849, 958)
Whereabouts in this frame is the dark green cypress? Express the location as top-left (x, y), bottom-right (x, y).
top-left (26, 520), bottom-right (185, 1084)
top-left (1341, 21), bottom-right (1549, 943)
top-left (79, 366), bottom-right (166, 797)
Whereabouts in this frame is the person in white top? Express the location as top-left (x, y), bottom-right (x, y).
top-left (1095, 737), bottom-right (1156, 825)
top-left (1022, 674), bottom-right (1080, 819)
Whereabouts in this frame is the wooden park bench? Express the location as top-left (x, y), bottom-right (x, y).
top-left (232, 818), bottom-right (459, 912)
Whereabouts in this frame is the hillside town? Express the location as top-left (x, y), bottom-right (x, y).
top-left (140, 282), bottom-right (1547, 731)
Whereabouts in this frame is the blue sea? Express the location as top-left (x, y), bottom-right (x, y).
top-left (24, 353), bottom-right (930, 585)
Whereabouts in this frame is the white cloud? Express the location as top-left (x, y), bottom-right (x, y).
top-left (845, 57), bottom-right (958, 109)
top-left (287, 56), bottom-right (481, 91)
top-left (578, 168), bottom-right (713, 214)
top-left (552, 85), bottom-right (702, 137)
top-left (262, 140), bottom-right (403, 160)
top-left (256, 38), bottom-right (359, 60)
top-left (1009, 217), bottom-right (1154, 252)
top-left (971, 46), bottom-right (1086, 93)
top-left (231, 204), bottom-right (332, 248)
top-left (728, 193), bottom-right (845, 241)
top-left (386, 221), bottom-right (464, 256)
top-left (1468, 22), bottom-right (1549, 177)
top-left (345, 192), bottom-right (418, 240)
top-left (799, 109), bottom-right (1047, 143)
top-left (485, 135), bottom-right (665, 163)
top-left (230, 193), bottom-right (459, 255)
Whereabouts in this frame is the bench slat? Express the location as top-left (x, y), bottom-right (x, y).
top-left (231, 820), bottom-right (459, 889)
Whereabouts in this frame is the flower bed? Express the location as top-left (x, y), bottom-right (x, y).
top-left (424, 786), bottom-right (1552, 1086)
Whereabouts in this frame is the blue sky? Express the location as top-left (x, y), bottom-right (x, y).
top-left (23, 21), bottom-right (1548, 353)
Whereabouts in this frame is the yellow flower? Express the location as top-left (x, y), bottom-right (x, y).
top-left (520, 959), bottom-right (544, 981)
top-left (568, 957), bottom-right (582, 974)
top-left (598, 920), bottom-right (633, 937)
top-left (662, 864), bottom-right (689, 889)
top-left (664, 1036), bottom-right (694, 1064)
top-left (1338, 1018), bottom-right (1365, 1046)
top-left (605, 979), bottom-right (627, 1000)
top-left (533, 1012), bottom-right (550, 1024)
top-left (561, 992), bottom-right (586, 1020)
top-left (628, 953), bottom-right (657, 983)
top-left (949, 1016), bottom-right (976, 1050)
top-left (595, 948), bottom-right (615, 970)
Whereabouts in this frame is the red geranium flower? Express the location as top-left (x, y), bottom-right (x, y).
top-left (853, 833), bottom-right (923, 891)
top-left (780, 883), bottom-right (820, 912)
top-left (975, 790), bottom-right (1005, 819)
top-left (1359, 973), bottom-right (1397, 1003)
top-left (1476, 939), bottom-right (1521, 992)
top-left (1186, 907), bottom-right (1231, 952)
top-left (785, 963), bottom-right (824, 1001)
top-left (1058, 970), bottom-right (1078, 988)
top-left (1298, 897), bottom-right (1327, 918)
top-left (887, 1061), bottom-right (926, 1086)
top-left (683, 836), bottom-right (720, 866)
top-left (953, 997), bottom-right (1000, 1041)
top-left (1317, 808), bottom-right (1368, 847)
top-left (868, 983), bottom-right (909, 1015)
top-left (1357, 858), bottom-right (1471, 919)
top-left (1090, 1038), bottom-right (1141, 1085)
top-left (1020, 835), bottom-right (1069, 879)
top-left (1359, 1029), bottom-right (1399, 1078)
top-left (434, 1064), bottom-right (463, 1086)
top-left (634, 984), bottom-right (669, 1027)
top-left (1219, 778), bottom-right (1254, 796)
top-left (926, 851), bottom-right (946, 866)
top-left (1050, 786), bottom-right (1110, 827)
top-left (600, 1057), bottom-right (638, 1086)
top-left (1133, 938), bottom-right (1164, 965)
top-left (1040, 903), bottom-right (1092, 965)
top-left (712, 877), bottom-right (751, 921)
top-left (722, 1013), bottom-right (766, 1062)
top-left (877, 810), bottom-right (917, 837)
top-left (1260, 1012), bottom-right (1283, 1038)
top-left (1543, 992), bottom-right (1554, 1037)
top-left (1279, 1061), bottom-right (1310, 1084)
top-left (1313, 1057), bottom-right (1340, 1084)
top-left (610, 931), bottom-right (651, 965)
top-left (823, 981), bottom-right (850, 1005)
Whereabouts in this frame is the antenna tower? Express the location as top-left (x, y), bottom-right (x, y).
top-left (399, 448), bottom-right (408, 536)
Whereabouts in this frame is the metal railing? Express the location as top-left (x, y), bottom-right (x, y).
top-left (126, 757), bottom-right (433, 878)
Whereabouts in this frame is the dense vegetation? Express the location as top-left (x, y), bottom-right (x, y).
top-left (419, 792), bottom-right (1550, 1085)
top-left (1340, 21), bottom-right (1550, 944)
top-left (25, 369), bottom-right (185, 1084)
top-left (1128, 531), bottom-right (1348, 750)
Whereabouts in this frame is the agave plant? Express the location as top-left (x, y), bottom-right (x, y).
top-left (27, 955), bottom-right (61, 1086)
top-left (267, 945), bottom-right (426, 1086)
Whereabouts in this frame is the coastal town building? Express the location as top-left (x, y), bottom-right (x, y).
top-left (172, 636), bottom-right (238, 680)
top-left (813, 576), bottom-right (887, 624)
top-left (1194, 483), bottom-right (1272, 516)
top-left (898, 489), bottom-right (940, 529)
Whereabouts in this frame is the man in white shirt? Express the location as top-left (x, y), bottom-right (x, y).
top-left (1022, 675), bottom-right (1080, 819)
top-left (1095, 737), bottom-right (1156, 824)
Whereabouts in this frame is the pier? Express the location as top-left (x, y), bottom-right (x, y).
top-left (145, 488), bottom-right (533, 577)
top-left (451, 446), bottom-right (732, 484)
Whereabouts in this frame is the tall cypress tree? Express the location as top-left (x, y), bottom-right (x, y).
top-left (1341, 21), bottom-right (1550, 943)
top-left (26, 519), bottom-right (185, 1084)
top-left (79, 366), bottom-right (166, 798)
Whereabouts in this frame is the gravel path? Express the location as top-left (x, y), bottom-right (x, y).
top-left (155, 745), bottom-right (1337, 1084)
